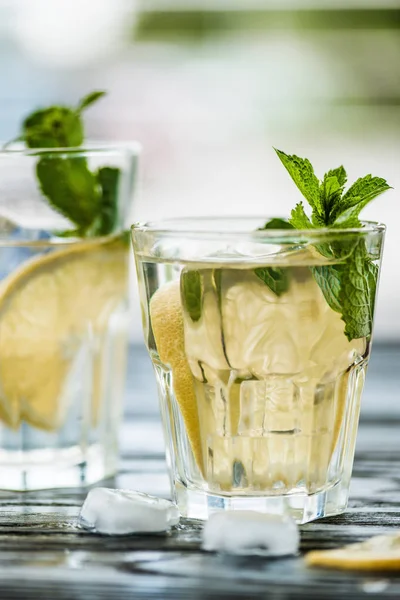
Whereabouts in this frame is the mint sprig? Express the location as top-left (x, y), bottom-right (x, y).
top-left (9, 91), bottom-right (120, 238)
top-left (274, 148), bottom-right (391, 229)
top-left (181, 270), bottom-right (203, 322)
top-left (257, 149), bottom-right (390, 341)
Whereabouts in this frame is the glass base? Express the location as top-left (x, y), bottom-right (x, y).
top-left (0, 443), bottom-right (117, 491)
top-left (174, 480), bottom-right (349, 524)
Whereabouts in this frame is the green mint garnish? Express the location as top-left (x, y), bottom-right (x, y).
top-left (338, 240), bottom-right (377, 340)
top-left (8, 91), bottom-right (120, 238)
top-left (36, 156), bottom-right (101, 235)
top-left (257, 148), bottom-right (391, 341)
top-left (258, 218), bottom-right (293, 231)
top-left (93, 166), bottom-right (120, 235)
top-left (20, 90), bottom-right (106, 149)
top-left (254, 267), bottom-right (290, 297)
top-left (311, 265), bottom-right (342, 313)
top-left (274, 148), bottom-right (391, 229)
top-left (181, 270), bottom-right (203, 322)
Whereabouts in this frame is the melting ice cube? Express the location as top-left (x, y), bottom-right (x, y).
top-left (202, 511), bottom-right (299, 557)
top-left (79, 488), bottom-right (180, 535)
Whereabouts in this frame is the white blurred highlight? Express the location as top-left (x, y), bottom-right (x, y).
top-left (13, 0), bottom-right (135, 68)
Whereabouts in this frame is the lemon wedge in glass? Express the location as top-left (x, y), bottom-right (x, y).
top-left (150, 280), bottom-right (203, 470)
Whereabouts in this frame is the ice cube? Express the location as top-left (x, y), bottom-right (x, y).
top-left (202, 511), bottom-right (299, 556)
top-left (79, 488), bottom-right (180, 535)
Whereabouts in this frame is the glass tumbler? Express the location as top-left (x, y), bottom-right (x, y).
top-left (0, 144), bottom-right (139, 490)
top-left (132, 217), bottom-right (385, 523)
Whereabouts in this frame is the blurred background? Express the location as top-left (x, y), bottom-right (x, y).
top-left (0, 0), bottom-right (399, 411)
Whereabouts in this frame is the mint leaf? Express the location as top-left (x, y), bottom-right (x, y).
top-left (366, 260), bottom-right (378, 312)
top-left (77, 90), bottom-right (106, 112)
top-left (255, 217), bottom-right (292, 295)
top-left (339, 240), bottom-right (376, 340)
top-left (338, 175), bottom-right (391, 214)
top-left (289, 202), bottom-right (313, 229)
top-left (274, 148), bottom-right (322, 217)
top-left (320, 174), bottom-right (343, 223)
top-left (36, 157), bottom-right (101, 233)
top-left (321, 176), bottom-right (342, 204)
top-left (259, 218), bottom-right (293, 230)
top-left (22, 107), bottom-right (83, 149)
top-left (181, 270), bottom-right (203, 322)
top-left (325, 166), bottom-right (347, 189)
top-left (212, 269), bottom-right (232, 368)
top-left (95, 166), bottom-right (120, 235)
top-left (312, 242), bottom-right (378, 341)
top-left (332, 199), bottom-right (369, 229)
top-left (311, 265), bottom-right (342, 313)
top-left (332, 176), bottom-right (391, 229)
top-left (21, 91), bottom-right (106, 148)
top-left (254, 267), bottom-right (290, 296)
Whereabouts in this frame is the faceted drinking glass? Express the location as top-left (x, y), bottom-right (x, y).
top-left (0, 144), bottom-right (139, 490)
top-left (132, 217), bottom-right (385, 523)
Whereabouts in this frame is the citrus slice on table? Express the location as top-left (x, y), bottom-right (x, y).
top-left (306, 534), bottom-right (400, 571)
top-left (0, 236), bottom-right (128, 430)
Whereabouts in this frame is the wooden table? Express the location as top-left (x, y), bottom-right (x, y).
top-left (0, 345), bottom-right (399, 600)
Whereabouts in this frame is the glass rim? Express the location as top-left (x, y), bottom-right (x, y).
top-left (0, 231), bottom-right (127, 248)
top-left (0, 141), bottom-right (142, 159)
top-left (131, 216), bottom-right (386, 238)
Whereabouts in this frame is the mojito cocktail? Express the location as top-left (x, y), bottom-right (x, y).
top-left (133, 217), bottom-right (384, 522)
top-left (0, 142), bottom-right (138, 490)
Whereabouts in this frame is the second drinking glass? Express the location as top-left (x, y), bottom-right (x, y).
top-left (0, 144), bottom-right (139, 490)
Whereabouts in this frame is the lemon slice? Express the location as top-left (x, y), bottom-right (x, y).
top-left (149, 280), bottom-right (203, 470)
top-left (306, 534), bottom-right (400, 570)
top-left (0, 236), bottom-right (128, 430)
